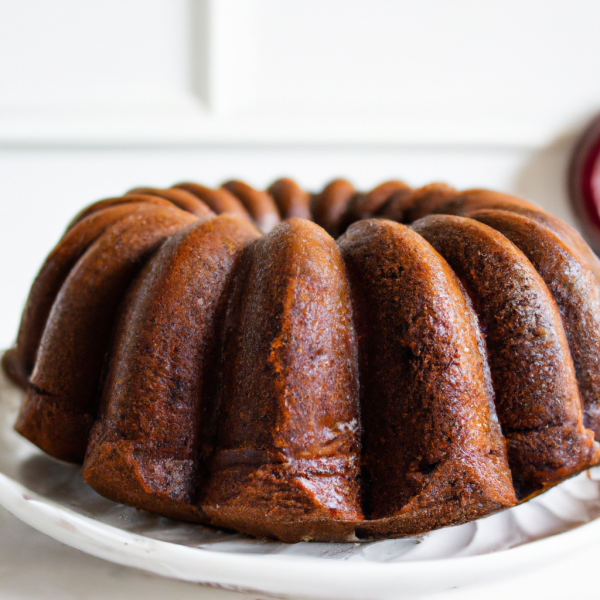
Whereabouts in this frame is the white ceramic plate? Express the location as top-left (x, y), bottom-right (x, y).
top-left (2, 362), bottom-right (600, 599)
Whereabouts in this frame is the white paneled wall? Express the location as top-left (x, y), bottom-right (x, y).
top-left (0, 1), bottom-right (193, 110)
top-left (1, 0), bottom-right (600, 145)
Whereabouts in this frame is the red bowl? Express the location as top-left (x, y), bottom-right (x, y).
top-left (569, 114), bottom-right (600, 254)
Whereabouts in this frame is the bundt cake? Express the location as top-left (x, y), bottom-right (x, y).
top-left (4, 177), bottom-right (600, 543)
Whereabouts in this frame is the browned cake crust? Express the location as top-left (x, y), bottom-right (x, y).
top-left (434, 188), bottom-right (539, 218)
top-left (83, 214), bottom-right (260, 522)
top-left (339, 219), bottom-right (515, 525)
top-left (222, 180), bottom-right (281, 233)
top-left (471, 209), bottom-right (600, 443)
top-left (127, 187), bottom-right (214, 218)
top-left (412, 215), bottom-right (598, 499)
top-left (16, 206), bottom-right (197, 462)
top-left (310, 179), bottom-right (356, 237)
top-left (376, 187), bottom-right (416, 222)
top-left (268, 178), bottom-right (312, 220)
top-left (202, 219), bottom-right (363, 541)
top-left (174, 182), bottom-right (251, 221)
top-left (6, 178), bottom-right (600, 542)
top-left (438, 189), bottom-right (600, 284)
top-left (4, 202), bottom-right (158, 389)
top-left (67, 194), bottom-right (174, 230)
top-left (339, 180), bottom-right (410, 231)
top-left (400, 183), bottom-right (459, 223)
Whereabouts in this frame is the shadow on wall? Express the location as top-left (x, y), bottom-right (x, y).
top-left (512, 133), bottom-right (580, 231)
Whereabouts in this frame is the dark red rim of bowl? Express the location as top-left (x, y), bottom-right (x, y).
top-left (568, 114), bottom-right (600, 253)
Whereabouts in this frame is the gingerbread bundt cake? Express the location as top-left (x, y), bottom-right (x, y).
top-left (4, 178), bottom-right (600, 542)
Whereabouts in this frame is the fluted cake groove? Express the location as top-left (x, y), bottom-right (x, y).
top-left (4, 177), bottom-right (600, 543)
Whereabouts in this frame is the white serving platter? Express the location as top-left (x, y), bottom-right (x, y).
top-left (2, 358), bottom-right (600, 599)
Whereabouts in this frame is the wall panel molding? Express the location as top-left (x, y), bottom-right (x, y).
top-left (0, 0), bottom-right (598, 148)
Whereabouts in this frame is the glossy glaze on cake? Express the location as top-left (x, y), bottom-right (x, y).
top-left (4, 177), bottom-right (600, 543)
